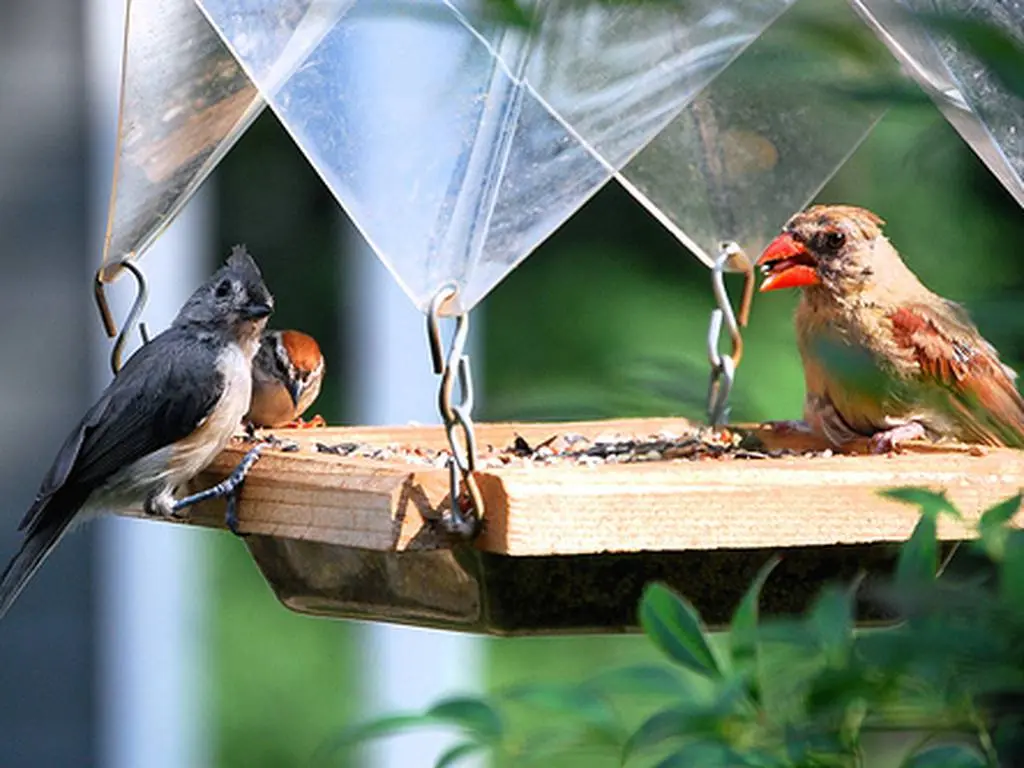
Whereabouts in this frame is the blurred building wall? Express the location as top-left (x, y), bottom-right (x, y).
top-left (0, 0), bottom-right (97, 765)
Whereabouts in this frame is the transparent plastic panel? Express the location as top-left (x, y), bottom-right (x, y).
top-left (613, 4), bottom-right (888, 265)
top-left (197, 0), bottom-right (616, 312)
top-left (850, 0), bottom-right (1024, 208)
top-left (194, 0), bottom-right (355, 89)
top-left (517, 0), bottom-right (794, 170)
top-left (458, 0), bottom-right (886, 266)
top-left (198, 0), bottom-right (818, 310)
top-left (100, 0), bottom-right (265, 281)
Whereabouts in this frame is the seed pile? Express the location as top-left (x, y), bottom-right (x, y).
top-left (303, 428), bottom-right (830, 468)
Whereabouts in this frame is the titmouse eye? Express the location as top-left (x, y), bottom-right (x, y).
top-left (214, 278), bottom-right (233, 299)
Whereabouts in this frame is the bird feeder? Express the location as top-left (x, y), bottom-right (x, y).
top-left (97, 0), bottom-right (1024, 634)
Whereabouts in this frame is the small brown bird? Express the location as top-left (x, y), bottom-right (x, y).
top-left (756, 204), bottom-right (1024, 452)
top-left (246, 330), bottom-right (325, 428)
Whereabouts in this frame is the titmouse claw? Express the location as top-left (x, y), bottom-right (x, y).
top-left (171, 444), bottom-right (265, 534)
top-left (144, 488), bottom-right (188, 521)
top-left (224, 492), bottom-right (248, 538)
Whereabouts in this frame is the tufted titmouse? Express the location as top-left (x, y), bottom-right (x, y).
top-left (246, 329), bottom-right (325, 428)
top-left (0, 245), bottom-right (273, 619)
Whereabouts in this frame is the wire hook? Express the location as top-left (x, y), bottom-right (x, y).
top-left (94, 259), bottom-right (151, 375)
top-left (706, 242), bottom-right (754, 427)
top-left (427, 284), bottom-right (483, 538)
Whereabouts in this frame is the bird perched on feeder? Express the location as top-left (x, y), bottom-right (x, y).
top-left (245, 330), bottom-right (326, 428)
top-left (0, 246), bottom-right (273, 619)
top-left (756, 204), bottom-right (1024, 453)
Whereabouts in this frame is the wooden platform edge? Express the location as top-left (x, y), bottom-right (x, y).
top-left (114, 417), bottom-right (1024, 557)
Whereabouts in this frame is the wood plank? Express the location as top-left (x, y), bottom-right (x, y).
top-left (117, 417), bottom-right (1024, 557)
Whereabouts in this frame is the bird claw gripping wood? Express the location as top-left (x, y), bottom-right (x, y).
top-left (171, 443), bottom-right (265, 537)
top-left (428, 285), bottom-right (484, 539)
top-left (706, 242), bottom-right (755, 428)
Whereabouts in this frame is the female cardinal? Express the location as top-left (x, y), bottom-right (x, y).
top-left (757, 204), bottom-right (1024, 452)
top-left (246, 329), bottom-right (325, 428)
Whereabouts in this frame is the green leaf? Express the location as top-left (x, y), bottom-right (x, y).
top-left (434, 741), bottom-right (486, 768)
top-left (896, 512), bottom-right (939, 590)
top-left (623, 707), bottom-right (727, 762)
top-left (426, 697), bottom-right (503, 743)
top-left (585, 664), bottom-right (688, 697)
top-left (976, 493), bottom-right (1022, 561)
top-left (810, 585), bottom-right (856, 660)
top-left (639, 583), bottom-right (721, 678)
top-left (313, 714), bottom-right (436, 761)
top-left (979, 494), bottom-right (1021, 530)
top-left (654, 741), bottom-right (746, 767)
top-left (501, 683), bottom-right (622, 743)
top-left (1000, 530), bottom-right (1024, 614)
top-left (512, 727), bottom-right (609, 765)
top-left (901, 743), bottom-right (987, 767)
top-left (885, 487), bottom-right (961, 591)
top-left (805, 665), bottom-right (875, 717)
top-left (882, 487), bottom-right (961, 519)
top-left (622, 707), bottom-right (692, 760)
top-left (622, 679), bottom-right (751, 762)
top-left (730, 557), bottom-right (781, 678)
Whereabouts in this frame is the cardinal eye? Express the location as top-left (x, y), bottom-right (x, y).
top-left (215, 279), bottom-right (232, 298)
top-left (823, 231), bottom-right (846, 251)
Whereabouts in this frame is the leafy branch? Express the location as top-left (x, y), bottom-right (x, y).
top-left (317, 489), bottom-right (1024, 767)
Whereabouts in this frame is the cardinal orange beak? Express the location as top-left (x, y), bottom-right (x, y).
top-left (756, 233), bottom-right (820, 292)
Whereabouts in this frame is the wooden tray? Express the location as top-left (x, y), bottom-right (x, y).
top-left (116, 418), bottom-right (1024, 634)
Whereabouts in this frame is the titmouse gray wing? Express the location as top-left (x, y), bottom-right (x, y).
top-left (0, 328), bottom-right (225, 619)
top-left (19, 326), bottom-right (225, 536)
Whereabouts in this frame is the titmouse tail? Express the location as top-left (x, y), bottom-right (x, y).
top-left (0, 515), bottom-right (71, 620)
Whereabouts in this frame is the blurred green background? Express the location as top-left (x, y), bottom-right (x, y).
top-left (203, 3), bottom-right (1024, 765)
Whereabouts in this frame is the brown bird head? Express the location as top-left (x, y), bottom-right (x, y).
top-left (275, 330), bottom-right (325, 409)
top-left (756, 205), bottom-right (890, 296)
top-left (247, 329), bottom-right (325, 427)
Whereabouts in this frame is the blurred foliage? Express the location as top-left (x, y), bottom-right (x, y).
top-left (209, 539), bottom-right (360, 767)
top-left (318, 491), bottom-right (1024, 767)
top-left (211, 113), bottom-right (359, 768)
top-left (207, 0), bottom-right (1024, 765)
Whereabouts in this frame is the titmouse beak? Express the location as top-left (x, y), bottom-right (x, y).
top-left (286, 379), bottom-right (303, 407)
top-left (756, 233), bottom-right (820, 292)
top-left (242, 301), bottom-right (274, 320)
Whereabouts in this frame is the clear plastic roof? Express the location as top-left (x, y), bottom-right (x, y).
top-left (99, 0), bottom-right (265, 282)
top-left (101, 0), bottom-right (1020, 308)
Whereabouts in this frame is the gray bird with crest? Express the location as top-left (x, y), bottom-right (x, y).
top-left (0, 246), bottom-right (274, 619)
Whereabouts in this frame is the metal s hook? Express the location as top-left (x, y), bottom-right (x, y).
top-left (427, 284), bottom-right (484, 538)
top-left (706, 242), bottom-right (754, 427)
top-left (94, 259), bottom-right (151, 375)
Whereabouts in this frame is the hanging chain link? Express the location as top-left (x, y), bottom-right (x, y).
top-left (706, 241), bottom-right (755, 427)
top-left (427, 284), bottom-right (484, 538)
